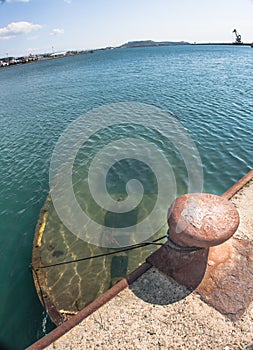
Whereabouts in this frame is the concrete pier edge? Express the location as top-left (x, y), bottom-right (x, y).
top-left (27, 169), bottom-right (253, 350)
top-left (27, 263), bottom-right (151, 350)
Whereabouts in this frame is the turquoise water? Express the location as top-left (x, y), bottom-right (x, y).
top-left (0, 45), bottom-right (252, 349)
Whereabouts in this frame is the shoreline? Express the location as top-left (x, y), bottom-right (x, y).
top-left (0, 50), bottom-right (95, 70)
top-left (1, 42), bottom-right (252, 71)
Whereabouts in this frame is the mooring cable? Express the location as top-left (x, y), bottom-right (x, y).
top-left (36, 234), bottom-right (167, 269)
top-left (166, 229), bottom-right (204, 253)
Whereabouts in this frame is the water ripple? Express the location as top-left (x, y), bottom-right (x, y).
top-left (0, 45), bottom-right (253, 349)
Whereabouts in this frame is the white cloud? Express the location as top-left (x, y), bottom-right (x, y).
top-left (64, 0), bottom-right (72, 4)
top-left (50, 28), bottom-right (64, 35)
top-left (0, 21), bottom-right (42, 40)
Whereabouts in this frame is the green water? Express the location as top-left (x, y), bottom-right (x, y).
top-left (0, 45), bottom-right (252, 349)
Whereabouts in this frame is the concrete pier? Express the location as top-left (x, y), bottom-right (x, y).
top-left (28, 171), bottom-right (253, 350)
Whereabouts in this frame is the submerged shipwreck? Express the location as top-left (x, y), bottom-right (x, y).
top-left (31, 193), bottom-right (166, 325)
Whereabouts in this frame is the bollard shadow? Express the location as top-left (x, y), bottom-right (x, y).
top-left (129, 267), bottom-right (192, 305)
top-left (129, 244), bottom-right (209, 305)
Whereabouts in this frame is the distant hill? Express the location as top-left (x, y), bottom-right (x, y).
top-left (118, 40), bottom-right (190, 49)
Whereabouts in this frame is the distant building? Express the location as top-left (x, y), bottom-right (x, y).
top-left (50, 51), bottom-right (67, 57)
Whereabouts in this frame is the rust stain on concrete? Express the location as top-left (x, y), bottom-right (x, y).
top-left (197, 238), bottom-right (253, 320)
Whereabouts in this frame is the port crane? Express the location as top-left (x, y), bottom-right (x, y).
top-left (232, 29), bottom-right (242, 44)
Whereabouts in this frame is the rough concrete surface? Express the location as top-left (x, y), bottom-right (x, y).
top-left (232, 179), bottom-right (253, 242)
top-left (46, 181), bottom-right (253, 350)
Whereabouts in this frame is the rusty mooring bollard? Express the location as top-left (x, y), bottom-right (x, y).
top-left (167, 193), bottom-right (240, 249)
top-left (148, 192), bottom-right (240, 291)
top-left (148, 191), bottom-right (253, 320)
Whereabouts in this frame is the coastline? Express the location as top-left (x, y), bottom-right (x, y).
top-left (0, 49), bottom-right (95, 70)
top-left (1, 41), bottom-right (252, 71)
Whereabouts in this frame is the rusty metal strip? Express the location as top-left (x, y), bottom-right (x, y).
top-left (26, 262), bottom-right (151, 350)
top-left (31, 198), bottom-right (66, 325)
top-left (36, 211), bottom-right (48, 247)
top-left (222, 169), bottom-right (253, 199)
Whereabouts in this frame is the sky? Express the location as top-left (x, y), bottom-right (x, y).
top-left (0, 0), bottom-right (253, 57)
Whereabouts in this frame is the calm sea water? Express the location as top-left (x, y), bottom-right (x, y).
top-left (0, 45), bottom-right (252, 349)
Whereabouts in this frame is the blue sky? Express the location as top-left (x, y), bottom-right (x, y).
top-left (0, 0), bottom-right (253, 57)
